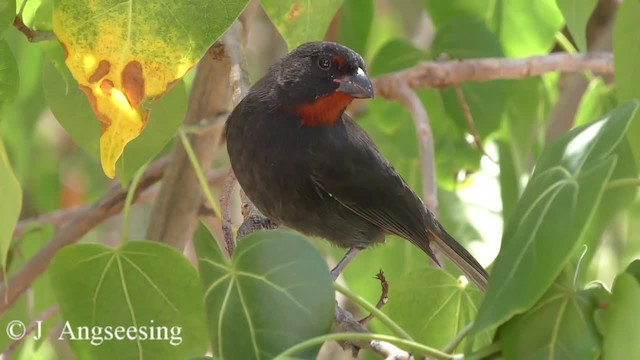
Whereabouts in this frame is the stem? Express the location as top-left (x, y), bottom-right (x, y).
top-left (554, 32), bottom-right (595, 82)
top-left (463, 342), bottom-right (501, 360)
top-left (605, 178), bottom-right (640, 191)
top-left (443, 322), bottom-right (474, 353)
top-left (121, 163), bottom-right (149, 245)
top-left (178, 128), bottom-right (221, 217)
top-left (333, 282), bottom-right (414, 341)
top-left (272, 333), bottom-right (455, 360)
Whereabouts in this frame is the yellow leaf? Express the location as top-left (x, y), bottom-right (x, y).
top-left (52, 0), bottom-right (250, 177)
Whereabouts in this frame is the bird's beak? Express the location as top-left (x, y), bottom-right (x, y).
top-left (335, 67), bottom-right (374, 99)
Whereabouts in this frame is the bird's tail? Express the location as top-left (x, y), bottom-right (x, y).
top-left (428, 226), bottom-right (489, 292)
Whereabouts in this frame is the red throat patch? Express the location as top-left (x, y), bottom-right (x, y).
top-left (295, 92), bottom-right (352, 127)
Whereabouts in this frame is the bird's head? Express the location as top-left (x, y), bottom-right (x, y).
top-left (272, 42), bottom-right (374, 127)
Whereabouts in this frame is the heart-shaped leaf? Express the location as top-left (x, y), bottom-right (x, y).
top-left (52, 0), bottom-right (249, 177)
top-left (194, 224), bottom-right (334, 360)
top-left (49, 241), bottom-right (208, 360)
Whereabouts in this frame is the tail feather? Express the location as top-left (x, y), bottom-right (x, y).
top-left (428, 229), bottom-right (489, 292)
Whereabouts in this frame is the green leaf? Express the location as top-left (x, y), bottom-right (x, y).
top-left (602, 273), bottom-right (640, 359)
top-left (337, 0), bottom-right (373, 58)
top-left (500, 281), bottom-right (602, 359)
top-left (0, 0), bottom-right (15, 37)
top-left (614, 0), bottom-right (640, 162)
top-left (49, 241), bottom-right (208, 360)
top-left (0, 39), bottom-right (19, 113)
top-left (116, 81), bottom-right (187, 184)
top-left (261, 0), bottom-right (345, 49)
top-left (384, 268), bottom-right (490, 352)
top-left (432, 18), bottom-right (506, 137)
top-left (472, 101), bottom-right (639, 335)
top-left (556, 0), bottom-right (598, 52)
top-left (194, 224), bottom-right (334, 360)
top-left (425, 0), bottom-right (494, 29)
top-left (368, 39), bottom-right (423, 77)
top-left (497, 0), bottom-right (564, 57)
top-left (0, 141), bottom-right (21, 272)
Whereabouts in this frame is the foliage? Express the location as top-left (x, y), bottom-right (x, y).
top-left (0, 0), bottom-right (639, 359)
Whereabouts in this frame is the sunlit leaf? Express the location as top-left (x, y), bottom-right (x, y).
top-left (556, 0), bottom-right (598, 52)
top-left (52, 0), bottom-right (249, 177)
top-left (500, 280), bottom-right (603, 359)
top-left (614, 0), bottom-right (640, 161)
top-left (49, 241), bottom-right (209, 359)
top-left (498, 0), bottom-right (564, 57)
top-left (261, 0), bottom-right (344, 49)
top-left (602, 272), bottom-right (640, 359)
top-left (473, 101), bottom-right (638, 335)
top-left (194, 224), bottom-right (334, 360)
top-left (43, 45), bottom-right (188, 182)
top-left (384, 268), bottom-right (490, 352)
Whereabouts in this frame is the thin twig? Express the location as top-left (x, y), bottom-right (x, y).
top-left (359, 270), bottom-right (389, 326)
top-left (1, 305), bottom-right (60, 358)
top-left (453, 84), bottom-right (493, 162)
top-left (443, 322), bottom-right (474, 354)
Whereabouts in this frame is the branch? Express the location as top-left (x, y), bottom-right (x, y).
top-left (372, 52), bottom-right (613, 91)
top-left (0, 159), bottom-right (168, 315)
top-left (145, 39), bottom-right (236, 249)
top-left (335, 305), bottom-right (413, 360)
top-left (13, 16), bottom-right (56, 42)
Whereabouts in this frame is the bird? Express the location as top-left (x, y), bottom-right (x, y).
top-left (225, 41), bottom-right (489, 291)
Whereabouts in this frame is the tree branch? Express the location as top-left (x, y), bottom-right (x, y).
top-left (372, 52), bottom-right (612, 92)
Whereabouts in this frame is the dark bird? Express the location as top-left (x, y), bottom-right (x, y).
top-left (225, 41), bottom-right (489, 291)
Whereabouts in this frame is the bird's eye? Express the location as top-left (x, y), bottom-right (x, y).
top-left (318, 57), bottom-right (331, 70)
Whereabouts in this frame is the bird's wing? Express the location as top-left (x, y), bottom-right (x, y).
top-left (309, 116), bottom-right (434, 256)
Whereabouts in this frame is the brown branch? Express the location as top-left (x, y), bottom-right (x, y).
top-left (453, 84), bottom-right (492, 161)
top-left (13, 167), bottom-right (227, 240)
top-left (372, 52), bottom-right (613, 92)
top-left (220, 170), bottom-right (237, 256)
top-left (13, 16), bottom-right (56, 42)
top-left (0, 159), bottom-right (168, 315)
top-left (334, 305), bottom-right (413, 360)
top-left (145, 37), bottom-right (236, 249)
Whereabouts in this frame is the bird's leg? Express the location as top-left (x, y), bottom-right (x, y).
top-left (330, 247), bottom-right (362, 280)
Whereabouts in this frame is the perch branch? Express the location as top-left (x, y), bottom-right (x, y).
top-left (335, 305), bottom-right (413, 360)
top-left (372, 52), bottom-right (612, 92)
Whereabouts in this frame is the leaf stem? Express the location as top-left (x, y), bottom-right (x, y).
top-left (272, 332), bottom-right (455, 360)
top-left (463, 341), bottom-right (501, 360)
top-left (333, 282), bottom-right (413, 341)
top-left (177, 128), bottom-right (221, 217)
top-left (605, 178), bottom-right (640, 191)
top-left (121, 162), bottom-right (149, 245)
top-left (443, 322), bottom-right (474, 353)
